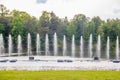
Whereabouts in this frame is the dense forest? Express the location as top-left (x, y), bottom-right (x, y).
top-left (0, 4), bottom-right (120, 58)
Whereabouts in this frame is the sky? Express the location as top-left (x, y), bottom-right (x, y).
top-left (0, 0), bottom-right (120, 20)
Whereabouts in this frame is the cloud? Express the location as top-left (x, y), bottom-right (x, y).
top-left (116, 0), bottom-right (120, 5)
top-left (0, 0), bottom-right (3, 2)
top-left (36, 0), bottom-right (47, 4)
top-left (113, 8), bottom-right (120, 14)
top-left (0, 0), bottom-right (120, 20)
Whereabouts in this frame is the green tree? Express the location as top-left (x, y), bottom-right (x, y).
top-left (67, 14), bottom-right (88, 44)
top-left (38, 11), bottom-right (50, 36)
top-left (0, 4), bottom-right (11, 49)
top-left (91, 16), bottom-right (103, 43)
top-left (0, 23), bottom-right (5, 33)
top-left (67, 21), bottom-right (76, 41)
top-left (0, 4), bottom-right (9, 17)
top-left (101, 19), bottom-right (120, 58)
top-left (49, 12), bottom-right (60, 35)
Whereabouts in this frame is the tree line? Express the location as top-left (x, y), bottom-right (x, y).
top-left (0, 4), bottom-right (120, 58)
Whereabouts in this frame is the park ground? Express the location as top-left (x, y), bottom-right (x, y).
top-left (0, 70), bottom-right (120, 80)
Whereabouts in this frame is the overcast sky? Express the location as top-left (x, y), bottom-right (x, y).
top-left (0, 0), bottom-right (120, 20)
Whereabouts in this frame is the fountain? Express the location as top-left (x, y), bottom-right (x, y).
top-left (88, 34), bottom-right (93, 58)
top-left (45, 34), bottom-right (50, 56)
top-left (0, 34), bottom-right (4, 55)
top-left (27, 33), bottom-right (32, 56)
top-left (0, 34), bottom-right (2, 55)
top-left (96, 35), bottom-right (101, 59)
top-left (36, 34), bottom-right (40, 55)
top-left (80, 36), bottom-right (84, 58)
top-left (53, 33), bottom-right (58, 56)
top-left (106, 36), bottom-right (110, 59)
top-left (0, 33), bottom-right (120, 60)
top-left (63, 35), bottom-right (67, 56)
top-left (8, 34), bottom-right (13, 56)
top-left (17, 35), bottom-right (22, 56)
top-left (1, 33), bottom-right (120, 70)
top-left (116, 36), bottom-right (119, 60)
top-left (72, 35), bottom-right (75, 57)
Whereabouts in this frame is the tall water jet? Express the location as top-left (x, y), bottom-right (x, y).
top-left (88, 34), bottom-right (93, 58)
top-left (106, 36), bottom-right (110, 59)
top-left (63, 35), bottom-right (67, 56)
top-left (8, 34), bottom-right (13, 56)
top-left (53, 33), bottom-right (58, 56)
top-left (0, 34), bottom-right (2, 55)
top-left (96, 35), bottom-right (101, 58)
top-left (45, 34), bottom-right (49, 56)
top-left (17, 35), bottom-right (22, 56)
top-left (0, 34), bottom-right (4, 55)
top-left (116, 36), bottom-right (119, 60)
top-left (27, 33), bottom-right (32, 56)
top-left (72, 35), bottom-right (75, 57)
top-left (80, 36), bottom-right (84, 58)
top-left (36, 34), bottom-right (40, 55)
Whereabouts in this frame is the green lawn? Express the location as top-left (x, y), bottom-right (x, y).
top-left (0, 70), bottom-right (120, 80)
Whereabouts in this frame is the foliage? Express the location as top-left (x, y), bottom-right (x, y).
top-left (0, 23), bottom-right (4, 33)
top-left (0, 4), bottom-right (9, 17)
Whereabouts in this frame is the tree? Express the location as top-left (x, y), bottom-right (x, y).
top-left (0, 4), bottom-right (9, 17)
top-left (0, 4), bottom-right (11, 49)
top-left (100, 19), bottom-right (120, 58)
top-left (49, 12), bottom-right (60, 35)
top-left (67, 14), bottom-right (88, 44)
top-left (11, 17), bottom-right (23, 44)
top-left (91, 16), bottom-right (103, 43)
top-left (102, 19), bottom-right (120, 42)
top-left (38, 11), bottom-right (50, 35)
top-left (0, 23), bottom-right (5, 33)
top-left (67, 21), bottom-right (76, 42)
top-left (57, 17), bottom-right (68, 39)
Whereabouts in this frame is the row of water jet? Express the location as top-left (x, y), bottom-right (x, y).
top-left (116, 36), bottom-right (119, 60)
top-left (8, 34), bottom-right (13, 56)
top-left (106, 37), bottom-right (110, 59)
top-left (0, 34), bottom-right (4, 55)
top-left (17, 35), bottom-right (22, 56)
top-left (54, 33), bottom-right (58, 56)
top-left (36, 34), bottom-right (40, 55)
top-left (1, 33), bottom-right (120, 60)
top-left (45, 34), bottom-right (49, 56)
top-left (88, 34), bottom-right (93, 58)
top-left (63, 35), bottom-right (67, 56)
top-left (96, 35), bottom-right (101, 58)
top-left (80, 36), bottom-right (84, 58)
top-left (27, 33), bottom-right (32, 56)
top-left (72, 35), bottom-right (75, 57)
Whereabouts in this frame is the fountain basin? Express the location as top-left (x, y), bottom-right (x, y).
top-left (0, 56), bottom-right (120, 70)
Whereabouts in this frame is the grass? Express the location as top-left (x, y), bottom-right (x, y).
top-left (0, 70), bottom-right (120, 80)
